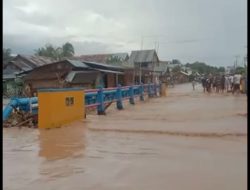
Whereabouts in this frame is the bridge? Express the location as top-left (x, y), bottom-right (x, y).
top-left (3, 83), bottom-right (164, 128)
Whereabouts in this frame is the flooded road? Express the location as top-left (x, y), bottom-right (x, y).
top-left (3, 83), bottom-right (247, 190)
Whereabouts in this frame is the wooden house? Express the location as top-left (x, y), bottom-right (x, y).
top-left (128, 49), bottom-right (159, 84)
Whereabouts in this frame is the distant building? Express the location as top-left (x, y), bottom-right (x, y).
top-left (174, 71), bottom-right (191, 83)
top-left (128, 49), bottom-right (159, 83)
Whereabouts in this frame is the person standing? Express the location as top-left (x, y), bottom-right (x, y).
top-left (215, 74), bottom-right (221, 93)
top-left (233, 73), bottom-right (242, 94)
top-left (192, 78), bottom-right (196, 90)
top-left (211, 76), bottom-right (216, 92)
top-left (206, 77), bottom-right (212, 93)
top-left (201, 76), bottom-right (207, 93)
top-left (220, 75), bottom-right (225, 93)
top-left (229, 74), bottom-right (234, 92)
top-left (225, 75), bottom-right (230, 92)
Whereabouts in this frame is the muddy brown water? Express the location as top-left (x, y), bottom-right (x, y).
top-left (3, 83), bottom-right (247, 190)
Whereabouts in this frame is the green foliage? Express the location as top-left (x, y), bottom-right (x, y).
top-left (106, 55), bottom-right (123, 65)
top-left (62, 42), bottom-right (74, 57)
top-left (172, 59), bottom-right (182, 65)
top-left (185, 61), bottom-right (224, 75)
top-left (218, 67), bottom-right (225, 73)
top-left (3, 48), bottom-right (12, 61)
top-left (35, 42), bottom-right (75, 60)
top-left (235, 66), bottom-right (245, 74)
top-left (172, 65), bottom-right (181, 73)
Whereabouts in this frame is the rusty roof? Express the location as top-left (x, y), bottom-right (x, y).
top-left (12, 54), bottom-right (55, 69)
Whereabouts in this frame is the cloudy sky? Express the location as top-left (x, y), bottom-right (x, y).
top-left (3, 0), bottom-right (247, 67)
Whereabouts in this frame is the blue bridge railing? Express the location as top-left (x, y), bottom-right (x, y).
top-left (3, 83), bottom-right (161, 121)
top-left (85, 83), bottom-right (160, 114)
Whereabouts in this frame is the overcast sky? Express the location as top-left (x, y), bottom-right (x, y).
top-left (3, 0), bottom-right (247, 67)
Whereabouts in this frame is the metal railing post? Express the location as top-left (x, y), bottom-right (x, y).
top-left (154, 83), bottom-right (157, 96)
top-left (147, 84), bottom-right (151, 98)
top-left (140, 83), bottom-right (144, 101)
top-left (97, 87), bottom-right (105, 115)
top-left (116, 84), bottom-right (123, 110)
top-left (129, 86), bottom-right (135, 104)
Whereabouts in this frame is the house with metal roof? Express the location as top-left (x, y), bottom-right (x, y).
top-left (22, 59), bottom-right (131, 96)
top-left (3, 54), bottom-right (55, 75)
top-left (128, 49), bottom-right (160, 84)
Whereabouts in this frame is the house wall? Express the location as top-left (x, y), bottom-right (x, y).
top-left (123, 70), bottom-right (134, 86)
top-left (107, 73), bottom-right (116, 87)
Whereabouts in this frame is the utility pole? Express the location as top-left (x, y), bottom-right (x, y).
top-left (141, 36), bottom-right (144, 50)
top-left (235, 55), bottom-right (240, 68)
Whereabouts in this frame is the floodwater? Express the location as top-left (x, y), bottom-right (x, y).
top-left (3, 83), bottom-right (247, 190)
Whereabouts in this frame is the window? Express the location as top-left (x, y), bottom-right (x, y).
top-left (65, 97), bottom-right (74, 106)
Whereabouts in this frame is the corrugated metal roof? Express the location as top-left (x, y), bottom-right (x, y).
top-left (3, 74), bottom-right (16, 79)
top-left (66, 59), bottom-right (89, 68)
top-left (180, 71), bottom-right (191, 76)
top-left (128, 49), bottom-right (159, 64)
top-left (95, 69), bottom-right (124, 74)
top-left (83, 61), bottom-right (125, 71)
top-left (65, 71), bottom-right (99, 83)
top-left (18, 55), bottom-right (55, 67)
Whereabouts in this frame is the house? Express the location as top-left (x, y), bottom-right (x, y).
top-left (22, 59), bottom-right (95, 96)
top-left (82, 61), bottom-right (125, 87)
top-left (174, 71), bottom-right (191, 83)
top-left (22, 59), bottom-right (128, 96)
top-left (3, 55), bottom-right (54, 97)
top-left (3, 54), bottom-right (55, 75)
top-left (128, 49), bottom-right (159, 84)
top-left (154, 61), bottom-right (172, 82)
top-left (3, 74), bottom-right (23, 97)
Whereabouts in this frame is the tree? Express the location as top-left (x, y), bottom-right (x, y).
top-left (62, 42), bottom-right (74, 57)
top-left (3, 48), bottom-right (12, 61)
top-left (218, 67), bottom-right (225, 73)
top-left (35, 44), bottom-right (58, 59)
top-left (172, 59), bottom-right (181, 65)
top-left (235, 66), bottom-right (245, 74)
top-left (35, 42), bottom-right (75, 60)
top-left (172, 65), bottom-right (181, 73)
top-left (106, 55), bottom-right (123, 65)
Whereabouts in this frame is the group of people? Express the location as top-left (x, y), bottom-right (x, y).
top-left (200, 73), bottom-right (244, 94)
